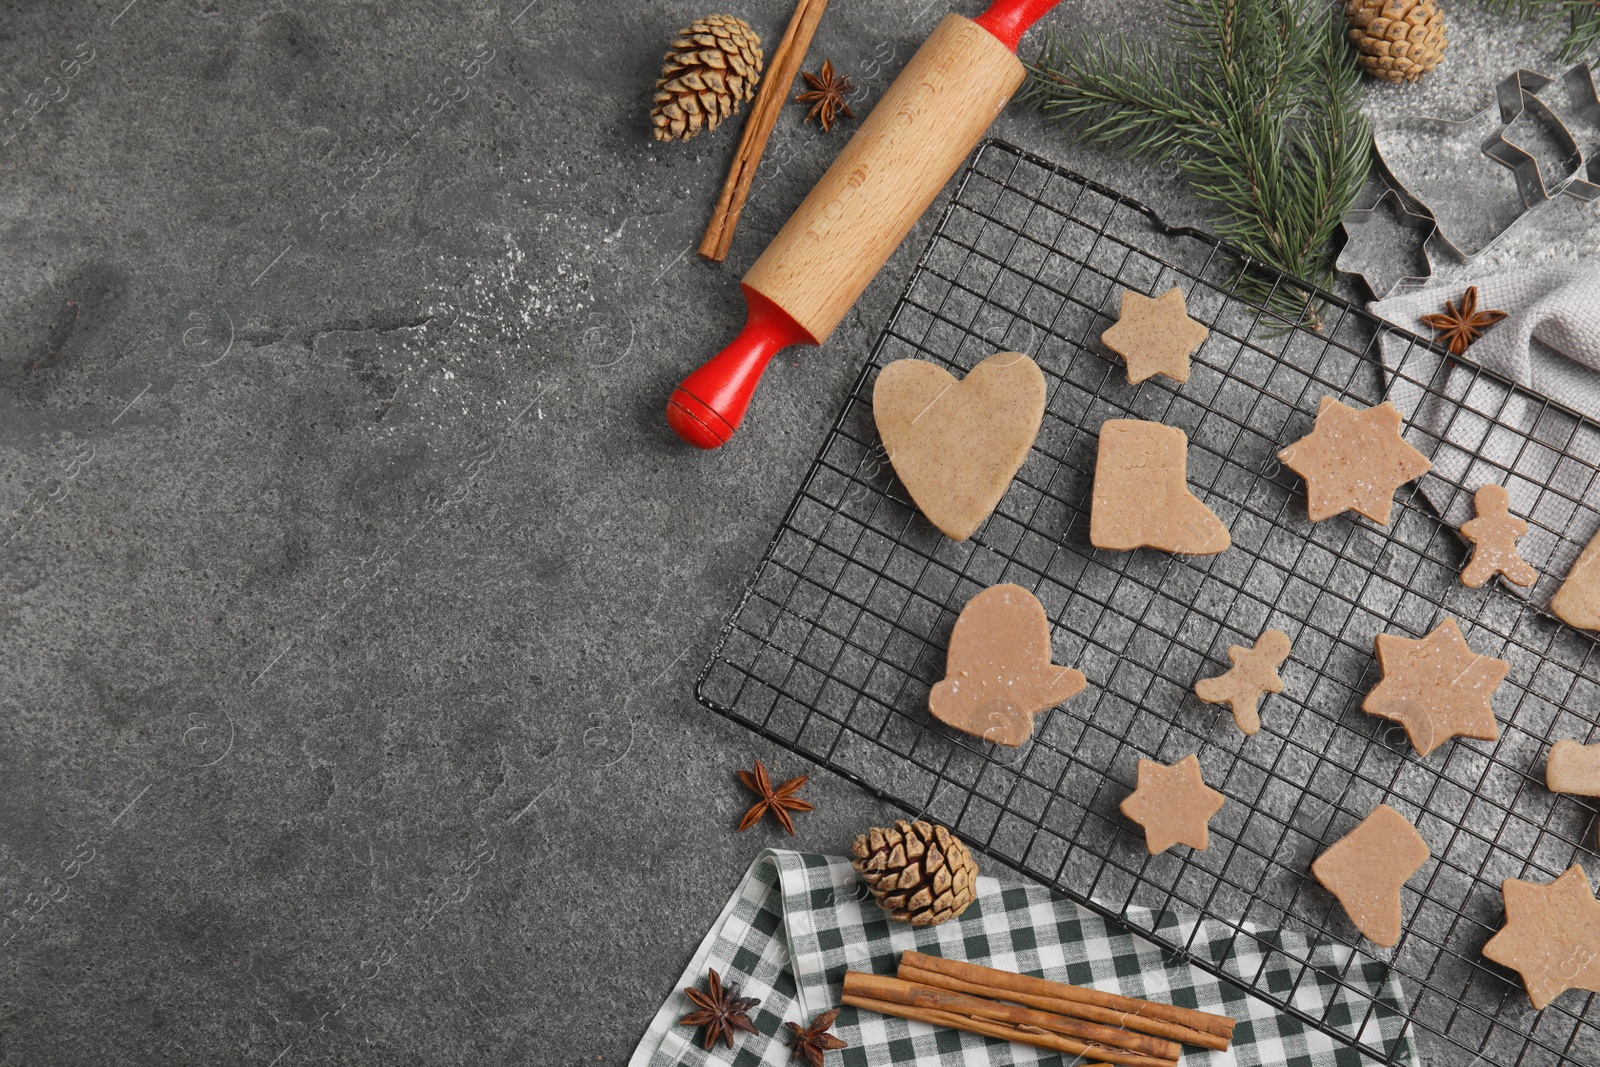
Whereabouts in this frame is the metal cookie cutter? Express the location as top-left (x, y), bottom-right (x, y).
top-left (1545, 64), bottom-right (1600, 202)
top-left (1349, 61), bottom-right (1600, 293)
top-left (1337, 187), bottom-right (1443, 299)
top-left (1374, 103), bottom-right (1529, 261)
top-left (1484, 68), bottom-right (1583, 205)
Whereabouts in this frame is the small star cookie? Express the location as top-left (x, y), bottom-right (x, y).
top-left (1119, 754), bottom-right (1226, 854)
top-left (1363, 617), bottom-right (1508, 758)
top-left (1459, 484), bottom-right (1536, 588)
top-left (1100, 287), bottom-right (1208, 385)
top-left (1311, 804), bottom-right (1430, 948)
top-left (1483, 864), bottom-right (1600, 1010)
top-left (1277, 397), bottom-right (1432, 525)
top-left (1194, 629), bottom-right (1291, 735)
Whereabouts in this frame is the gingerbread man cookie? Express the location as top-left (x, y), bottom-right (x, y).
top-left (1194, 629), bottom-right (1291, 735)
top-left (1459, 484), bottom-right (1537, 588)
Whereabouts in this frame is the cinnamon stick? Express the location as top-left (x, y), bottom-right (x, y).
top-left (900, 951), bottom-right (1235, 1042)
top-left (898, 963), bottom-right (1231, 1052)
top-left (698, 0), bottom-right (830, 263)
top-left (845, 972), bottom-right (1180, 1061)
top-left (842, 979), bottom-right (1175, 1067)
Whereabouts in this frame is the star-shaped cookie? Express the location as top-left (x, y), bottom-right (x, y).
top-left (1459, 483), bottom-right (1537, 588)
top-left (1363, 617), bottom-right (1508, 758)
top-left (1277, 397), bottom-right (1431, 525)
top-left (1194, 629), bottom-right (1291, 735)
top-left (1100, 287), bottom-right (1208, 385)
top-left (1311, 804), bottom-right (1430, 948)
top-left (1483, 864), bottom-right (1600, 1010)
top-left (1119, 754), bottom-right (1226, 854)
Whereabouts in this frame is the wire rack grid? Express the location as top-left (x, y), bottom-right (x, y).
top-left (697, 139), bottom-right (1600, 1066)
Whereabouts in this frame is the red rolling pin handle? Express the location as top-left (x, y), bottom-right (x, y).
top-left (666, 287), bottom-right (815, 450)
top-left (666, 0), bottom-right (1062, 450)
top-left (971, 0), bottom-right (1063, 49)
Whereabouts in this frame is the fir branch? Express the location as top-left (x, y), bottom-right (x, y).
top-left (1474, 0), bottom-right (1600, 61)
top-left (1021, 0), bottom-right (1371, 328)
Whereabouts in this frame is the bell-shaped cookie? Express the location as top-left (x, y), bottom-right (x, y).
top-left (1090, 419), bottom-right (1230, 554)
top-left (929, 584), bottom-right (1085, 747)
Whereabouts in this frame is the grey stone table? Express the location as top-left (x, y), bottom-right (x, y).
top-left (0, 2), bottom-right (1591, 1064)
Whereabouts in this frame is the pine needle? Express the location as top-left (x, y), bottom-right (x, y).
top-left (1021, 0), bottom-right (1370, 329)
top-left (1474, 0), bottom-right (1600, 61)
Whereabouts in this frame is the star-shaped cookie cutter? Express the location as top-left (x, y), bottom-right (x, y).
top-left (1336, 187), bottom-right (1442, 299)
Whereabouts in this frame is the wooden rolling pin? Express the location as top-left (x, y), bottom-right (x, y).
top-left (665, 0), bottom-right (1064, 449)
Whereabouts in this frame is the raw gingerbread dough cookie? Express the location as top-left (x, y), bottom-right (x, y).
top-left (1552, 527), bottom-right (1600, 629)
top-left (1100, 287), bottom-right (1208, 384)
top-left (929, 584), bottom-right (1086, 747)
top-left (1460, 484), bottom-right (1537, 588)
top-left (1311, 804), bottom-right (1430, 948)
top-left (1090, 419), bottom-right (1230, 554)
top-left (873, 352), bottom-right (1046, 542)
top-left (1119, 754), bottom-right (1226, 854)
top-left (1363, 617), bottom-right (1508, 757)
top-left (1277, 397), bottom-right (1431, 525)
top-left (1547, 740), bottom-right (1600, 797)
top-left (1194, 629), bottom-right (1291, 735)
top-left (1483, 864), bottom-right (1600, 1010)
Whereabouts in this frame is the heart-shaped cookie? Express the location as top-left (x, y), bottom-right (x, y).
top-left (873, 352), bottom-right (1045, 542)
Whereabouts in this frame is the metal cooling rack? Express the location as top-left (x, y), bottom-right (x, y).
top-left (697, 139), bottom-right (1600, 1066)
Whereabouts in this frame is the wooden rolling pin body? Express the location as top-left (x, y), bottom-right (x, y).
top-left (666, 1), bottom-right (1060, 449)
top-left (743, 15), bottom-right (1024, 344)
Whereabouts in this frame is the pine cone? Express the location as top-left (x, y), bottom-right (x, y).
top-left (850, 820), bottom-right (978, 927)
top-left (650, 15), bottom-right (763, 143)
top-left (1346, 0), bottom-right (1447, 84)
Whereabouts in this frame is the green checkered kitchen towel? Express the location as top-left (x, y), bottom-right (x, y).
top-left (630, 850), bottom-right (1415, 1067)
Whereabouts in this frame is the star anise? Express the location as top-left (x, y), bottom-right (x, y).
top-left (1419, 285), bottom-right (1508, 356)
top-left (737, 758), bottom-right (815, 834)
top-left (795, 59), bottom-right (855, 132)
top-left (679, 968), bottom-right (761, 1050)
top-left (786, 1007), bottom-right (848, 1066)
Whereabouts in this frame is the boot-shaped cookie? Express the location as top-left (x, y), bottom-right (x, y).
top-left (1090, 419), bottom-right (1230, 554)
top-left (929, 584), bottom-right (1085, 747)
